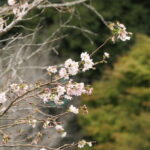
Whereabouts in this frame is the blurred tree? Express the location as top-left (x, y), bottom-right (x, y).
top-left (79, 34), bottom-right (150, 150)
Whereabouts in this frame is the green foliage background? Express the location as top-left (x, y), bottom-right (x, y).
top-left (76, 1), bottom-right (150, 149)
top-left (79, 34), bottom-right (150, 149)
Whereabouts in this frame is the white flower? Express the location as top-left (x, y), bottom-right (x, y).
top-left (59, 68), bottom-right (69, 79)
top-left (69, 105), bottom-right (79, 114)
top-left (80, 52), bottom-right (94, 72)
top-left (43, 120), bottom-right (50, 129)
top-left (116, 22), bottom-right (132, 42)
top-left (78, 140), bottom-right (92, 149)
top-left (10, 83), bottom-right (29, 95)
top-left (39, 92), bottom-right (51, 103)
top-left (104, 52), bottom-right (110, 58)
top-left (65, 59), bottom-right (79, 75)
top-left (40, 148), bottom-right (47, 150)
top-left (55, 125), bottom-right (64, 132)
top-left (82, 59), bottom-right (94, 72)
top-left (55, 125), bottom-right (67, 138)
top-left (110, 22), bottom-right (132, 43)
top-left (52, 95), bottom-right (63, 105)
top-left (47, 66), bottom-right (57, 74)
top-left (87, 142), bottom-right (92, 147)
top-left (66, 82), bottom-right (86, 96)
top-left (64, 95), bottom-right (72, 100)
top-left (12, 1), bottom-right (28, 17)
top-left (8, 0), bottom-right (16, 6)
top-left (61, 132), bottom-right (67, 138)
top-left (118, 31), bottom-right (131, 41)
top-left (81, 52), bottom-right (90, 61)
top-left (57, 86), bottom-right (66, 96)
top-left (0, 92), bottom-right (7, 103)
top-left (78, 140), bottom-right (87, 148)
top-left (29, 119), bottom-right (37, 128)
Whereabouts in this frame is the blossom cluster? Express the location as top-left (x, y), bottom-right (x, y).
top-left (78, 140), bottom-right (92, 149)
top-left (10, 83), bottom-right (29, 96)
top-left (39, 52), bottom-right (94, 105)
top-left (81, 52), bottom-right (94, 72)
top-left (47, 52), bottom-right (94, 76)
top-left (8, 0), bottom-right (29, 18)
top-left (109, 22), bottom-right (132, 42)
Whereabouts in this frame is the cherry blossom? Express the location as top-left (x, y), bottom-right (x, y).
top-left (81, 52), bottom-right (90, 61)
top-left (59, 68), bottom-right (69, 79)
top-left (80, 52), bottom-right (94, 72)
top-left (55, 124), bottom-right (67, 137)
top-left (40, 148), bottom-right (47, 150)
top-left (57, 85), bottom-right (66, 96)
top-left (10, 83), bottom-right (29, 95)
top-left (65, 59), bottom-right (79, 75)
top-left (47, 66), bottom-right (57, 74)
top-left (61, 132), bottom-right (67, 137)
top-left (39, 92), bottom-right (51, 103)
top-left (66, 81), bottom-right (86, 96)
top-left (43, 121), bottom-right (50, 129)
top-left (78, 140), bottom-right (92, 149)
top-left (68, 105), bottom-right (79, 114)
top-left (110, 22), bottom-right (132, 42)
top-left (64, 95), bottom-right (72, 100)
top-left (78, 140), bottom-right (87, 148)
top-left (8, 0), bottom-right (16, 6)
top-left (104, 52), bottom-right (110, 58)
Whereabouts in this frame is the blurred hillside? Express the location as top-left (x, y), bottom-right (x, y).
top-left (79, 34), bottom-right (150, 150)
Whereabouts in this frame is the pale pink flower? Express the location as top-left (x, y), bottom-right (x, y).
top-left (69, 105), bottom-right (79, 114)
top-left (8, 0), bottom-right (16, 6)
top-left (55, 125), bottom-right (64, 132)
top-left (78, 140), bottom-right (87, 148)
top-left (78, 140), bottom-right (92, 149)
top-left (104, 52), bottom-right (110, 58)
top-left (65, 59), bottom-right (79, 75)
top-left (47, 66), bottom-right (57, 74)
top-left (52, 95), bottom-right (63, 105)
top-left (39, 92), bottom-right (51, 103)
top-left (67, 82), bottom-right (85, 96)
top-left (57, 85), bottom-right (66, 96)
top-left (40, 148), bottom-right (47, 150)
top-left (64, 95), bottom-right (72, 100)
top-left (10, 83), bottom-right (28, 95)
top-left (81, 52), bottom-right (90, 61)
top-left (82, 59), bottom-right (94, 72)
top-left (59, 68), bottom-right (69, 79)
top-left (61, 132), bottom-right (67, 137)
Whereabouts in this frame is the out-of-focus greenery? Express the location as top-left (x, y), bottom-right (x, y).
top-left (78, 34), bottom-right (150, 150)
